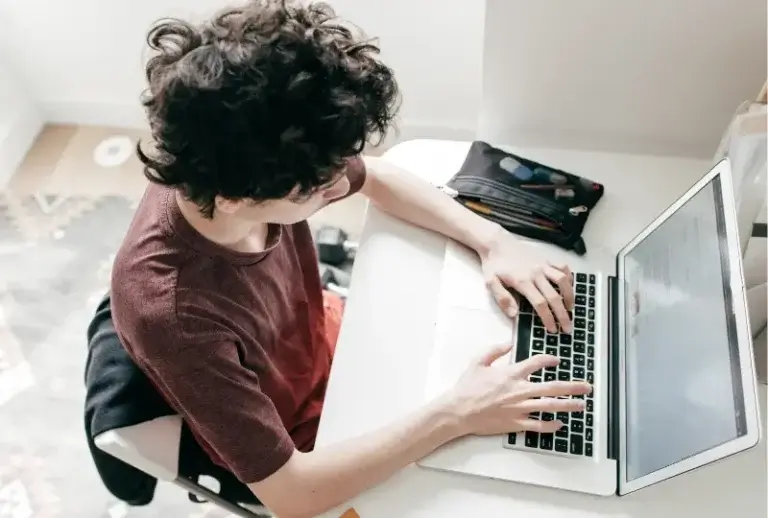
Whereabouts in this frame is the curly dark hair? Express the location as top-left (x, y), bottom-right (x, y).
top-left (137, 0), bottom-right (399, 218)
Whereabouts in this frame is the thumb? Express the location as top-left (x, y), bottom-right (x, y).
top-left (476, 343), bottom-right (513, 367)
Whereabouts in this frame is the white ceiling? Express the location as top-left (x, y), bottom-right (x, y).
top-left (480, 0), bottom-right (767, 157)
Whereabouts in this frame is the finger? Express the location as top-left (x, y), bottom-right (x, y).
top-left (486, 277), bottom-right (519, 318)
top-left (545, 265), bottom-right (575, 311)
top-left (548, 261), bottom-right (573, 281)
top-left (511, 353), bottom-right (560, 377)
top-left (518, 281), bottom-right (557, 333)
top-left (516, 418), bottom-right (564, 434)
top-left (516, 396), bottom-right (586, 413)
top-left (528, 380), bottom-right (593, 398)
top-left (475, 342), bottom-right (513, 366)
top-left (534, 274), bottom-right (571, 333)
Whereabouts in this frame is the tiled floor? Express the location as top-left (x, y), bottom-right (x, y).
top-left (0, 125), bottom-right (370, 518)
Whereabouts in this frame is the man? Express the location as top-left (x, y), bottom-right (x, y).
top-left (111, 1), bottom-right (591, 516)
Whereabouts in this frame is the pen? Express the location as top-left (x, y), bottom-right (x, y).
top-left (520, 184), bottom-right (574, 190)
top-left (463, 200), bottom-right (558, 230)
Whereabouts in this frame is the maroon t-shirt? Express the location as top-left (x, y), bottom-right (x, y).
top-left (110, 160), bottom-right (365, 483)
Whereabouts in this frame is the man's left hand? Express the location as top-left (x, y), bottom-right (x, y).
top-left (480, 227), bottom-right (574, 333)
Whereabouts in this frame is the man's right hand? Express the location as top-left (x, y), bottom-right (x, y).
top-left (250, 343), bottom-right (591, 518)
top-left (443, 343), bottom-right (591, 437)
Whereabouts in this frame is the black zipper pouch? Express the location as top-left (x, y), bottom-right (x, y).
top-left (444, 141), bottom-right (604, 255)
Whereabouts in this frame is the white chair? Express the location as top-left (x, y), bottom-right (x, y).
top-left (94, 416), bottom-right (272, 518)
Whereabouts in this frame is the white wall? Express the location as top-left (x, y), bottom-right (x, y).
top-left (0, 56), bottom-right (43, 185)
top-left (480, 0), bottom-right (767, 158)
top-left (0, 0), bottom-right (486, 142)
top-left (0, 0), bottom-right (764, 158)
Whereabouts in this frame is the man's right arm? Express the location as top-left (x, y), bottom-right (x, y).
top-left (147, 337), bottom-right (588, 518)
top-left (252, 395), bottom-right (458, 518)
top-left (251, 345), bottom-right (592, 518)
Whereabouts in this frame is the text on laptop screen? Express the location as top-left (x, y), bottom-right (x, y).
top-left (623, 176), bottom-right (747, 482)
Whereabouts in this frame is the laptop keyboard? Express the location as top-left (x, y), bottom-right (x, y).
top-left (505, 272), bottom-right (597, 457)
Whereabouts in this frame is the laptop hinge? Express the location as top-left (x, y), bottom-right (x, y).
top-left (606, 275), bottom-right (620, 461)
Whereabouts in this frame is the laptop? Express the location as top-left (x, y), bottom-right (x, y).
top-left (418, 158), bottom-right (761, 496)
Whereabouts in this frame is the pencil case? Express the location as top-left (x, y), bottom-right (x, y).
top-left (443, 141), bottom-right (605, 255)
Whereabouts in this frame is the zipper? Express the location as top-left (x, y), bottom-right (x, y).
top-left (458, 175), bottom-right (568, 213)
top-left (470, 198), bottom-right (564, 230)
top-left (451, 176), bottom-right (571, 226)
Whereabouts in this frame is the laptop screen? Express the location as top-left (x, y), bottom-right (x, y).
top-left (622, 175), bottom-right (748, 483)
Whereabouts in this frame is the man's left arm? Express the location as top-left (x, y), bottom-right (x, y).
top-left (357, 156), bottom-right (574, 333)
top-left (357, 156), bottom-right (501, 259)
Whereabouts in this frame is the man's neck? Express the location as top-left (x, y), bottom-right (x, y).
top-left (175, 192), bottom-right (270, 254)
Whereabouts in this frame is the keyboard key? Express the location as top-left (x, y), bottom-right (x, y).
top-left (588, 297), bottom-right (595, 308)
top-left (574, 342), bottom-right (585, 353)
top-left (575, 330), bottom-right (586, 341)
top-left (560, 334), bottom-right (572, 345)
top-left (546, 347), bottom-right (558, 356)
top-left (540, 433), bottom-right (554, 450)
top-left (588, 333), bottom-right (595, 345)
top-left (545, 372), bottom-right (556, 382)
top-left (558, 371), bottom-right (571, 381)
top-left (574, 354), bottom-right (585, 366)
top-left (556, 412), bottom-right (569, 423)
top-left (588, 309), bottom-right (595, 319)
top-left (572, 367), bottom-right (585, 379)
top-left (559, 358), bottom-right (571, 370)
top-left (588, 321), bottom-right (595, 332)
top-left (541, 413), bottom-right (554, 422)
top-left (574, 318), bottom-right (586, 329)
top-left (507, 433), bottom-right (517, 445)
top-left (587, 359), bottom-right (594, 371)
top-left (585, 443), bottom-right (593, 457)
top-left (586, 414), bottom-right (593, 427)
top-left (556, 428), bottom-right (568, 438)
top-left (555, 439), bottom-right (569, 453)
top-left (530, 411), bottom-right (541, 420)
top-left (570, 435), bottom-right (584, 455)
top-left (559, 346), bottom-right (572, 358)
top-left (575, 295), bottom-right (586, 306)
top-left (589, 274), bottom-right (596, 284)
top-left (534, 327), bottom-right (545, 338)
top-left (546, 335), bottom-right (558, 346)
top-left (525, 432), bottom-right (539, 448)
top-left (576, 273), bottom-right (587, 283)
top-left (587, 372), bottom-right (595, 384)
top-left (532, 341), bottom-right (544, 353)
top-left (576, 284), bottom-right (587, 294)
top-left (588, 286), bottom-right (595, 296)
top-left (585, 428), bottom-right (593, 442)
top-left (586, 400), bottom-right (593, 412)
top-left (529, 374), bottom-right (541, 382)
top-left (587, 346), bottom-right (595, 358)
top-left (575, 306), bottom-right (586, 317)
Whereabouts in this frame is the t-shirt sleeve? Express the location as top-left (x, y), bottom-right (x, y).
top-left (330, 155), bottom-right (367, 204)
top-left (139, 341), bottom-right (295, 484)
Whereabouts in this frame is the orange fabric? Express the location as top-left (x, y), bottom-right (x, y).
top-left (323, 290), bottom-right (345, 357)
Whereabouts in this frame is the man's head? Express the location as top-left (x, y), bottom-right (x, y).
top-left (138, 0), bottom-right (398, 223)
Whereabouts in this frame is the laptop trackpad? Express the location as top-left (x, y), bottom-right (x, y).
top-left (424, 305), bottom-right (514, 402)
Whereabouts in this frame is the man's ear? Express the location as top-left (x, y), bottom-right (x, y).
top-left (215, 196), bottom-right (246, 215)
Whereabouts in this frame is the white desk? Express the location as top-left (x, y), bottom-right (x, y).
top-left (316, 140), bottom-right (767, 518)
